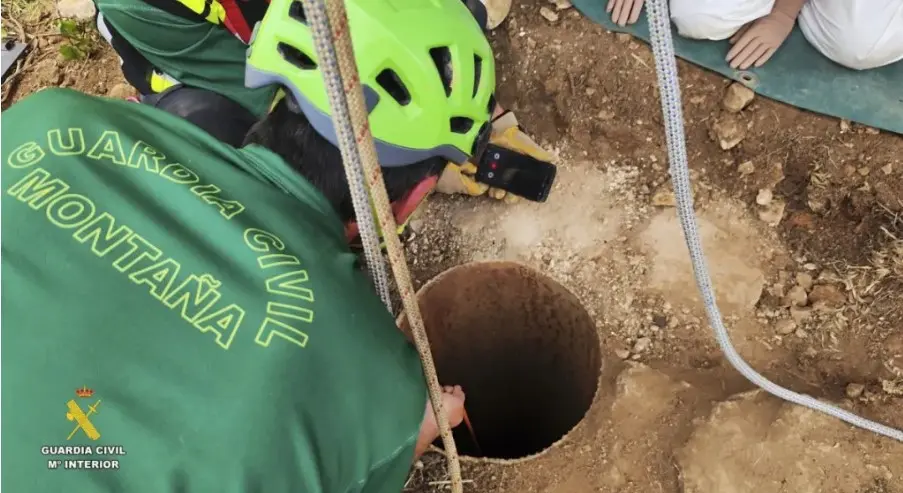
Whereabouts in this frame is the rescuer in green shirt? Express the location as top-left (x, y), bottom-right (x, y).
top-left (0, 0), bottom-right (485, 491)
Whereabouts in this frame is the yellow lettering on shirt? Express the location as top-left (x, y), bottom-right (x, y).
top-left (11, 131), bottom-right (247, 220)
top-left (243, 228), bottom-right (285, 253)
top-left (164, 274), bottom-right (223, 323)
top-left (193, 303), bottom-right (245, 350)
top-left (7, 141), bottom-right (46, 169)
top-left (86, 130), bottom-right (126, 165)
top-left (46, 193), bottom-right (96, 229)
top-left (48, 129), bottom-right (86, 156)
top-left (5, 167), bottom-right (249, 351)
top-left (73, 213), bottom-right (134, 256)
top-left (159, 163), bottom-right (199, 185)
top-left (244, 228), bottom-right (316, 349)
top-left (2, 134), bottom-right (337, 354)
top-left (8, 168), bottom-right (70, 209)
top-left (129, 258), bottom-right (182, 300)
top-left (127, 141), bottom-right (166, 172)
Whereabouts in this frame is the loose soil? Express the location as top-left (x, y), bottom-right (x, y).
top-left (3, 1), bottom-right (902, 492)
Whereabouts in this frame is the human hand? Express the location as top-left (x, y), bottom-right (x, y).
top-left (415, 385), bottom-right (467, 459)
top-left (606, 0), bottom-right (645, 26)
top-left (726, 12), bottom-right (795, 69)
top-left (435, 111), bottom-right (555, 204)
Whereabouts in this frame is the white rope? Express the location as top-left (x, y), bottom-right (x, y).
top-left (645, 0), bottom-right (903, 442)
top-left (300, 0), bottom-right (392, 307)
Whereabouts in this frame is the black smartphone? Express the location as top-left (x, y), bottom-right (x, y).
top-left (475, 144), bottom-right (557, 202)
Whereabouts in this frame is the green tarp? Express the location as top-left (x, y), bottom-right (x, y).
top-left (570, 1), bottom-right (903, 134)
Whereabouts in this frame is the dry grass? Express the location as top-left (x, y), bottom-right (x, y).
top-left (838, 207), bottom-right (903, 309)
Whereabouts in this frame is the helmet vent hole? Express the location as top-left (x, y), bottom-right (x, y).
top-left (288, 1), bottom-right (308, 24)
top-left (278, 42), bottom-right (317, 70)
top-left (487, 94), bottom-right (496, 116)
top-left (429, 47), bottom-right (454, 97)
top-left (376, 69), bottom-right (411, 106)
top-left (450, 117), bottom-right (474, 134)
top-left (472, 54), bottom-right (482, 98)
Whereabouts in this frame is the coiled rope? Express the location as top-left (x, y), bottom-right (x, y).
top-left (301, 0), bottom-right (466, 491)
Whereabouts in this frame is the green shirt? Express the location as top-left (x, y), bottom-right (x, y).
top-left (1, 88), bottom-right (426, 493)
top-left (97, 0), bottom-right (276, 116)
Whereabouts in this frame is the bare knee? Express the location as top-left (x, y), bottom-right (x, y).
top-left (670, 0), bottom-right (774, 40)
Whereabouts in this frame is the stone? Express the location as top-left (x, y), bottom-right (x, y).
top-left (484, 0), bottom-right (512, 29)
top-left (795, 273), bottom-right (814, 291)
top-left (857, 166), bottom-right (870, 176)
top-left (845, 383), bottom-right (865, 399)
top-left (408, 219), bottom-right (424, 233)
top-left (758, 199), bottom-right (786, 227)
top-left (57, 0), bottom-right (96, 19)
top-left (882, 163), bottom-right (894, 175)
top-left (808, 284), bottom-right (846, 308)
top-left (755, 188), bottom-right (773, 206)
top-left (711, 115), bottom-right (746, 150)
top-left (549, 0), bottom-right (573, 9)
top-left (539, 6), bottom-right (559, 22)
top-left (775, 319), bottom-right (797, 335)
top-left (790, 306), bottom-right (813, 323)
top-left (616, 33), bottom-right (633, 44)
top-left (722, 82), bottom-right (755, 113)
top-left (633, 337), bottom-right (652, 353)
top-left (784, 285), bottom-right (808, 307)
top-left (615, 348), bottom-right (631, 360)
top-left (839, 119), bottom-right (851, 132)
top-left (107, 83), bottom-right (135, 100)
top-left (738, 160), bottom-right (755, 176)
top-left (651, 187), bottom-right (676, 207)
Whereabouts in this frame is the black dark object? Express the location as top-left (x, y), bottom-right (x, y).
top-left (143, 86), bottom-right (257, 148)
top-left (2, 38), bottom-right (28, 80)
top-left (475, 143), bottom-right (557, 202)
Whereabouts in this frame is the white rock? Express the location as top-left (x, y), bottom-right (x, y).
top-left (540, 6), bottom-right (559, 22)
top-left (758, 199), bottom-right (786, 227)
top-left (775, 319), bottom-right (797, 335)
top-left (738, 160), bottom-right (755, 176)
top-left (784, 285), bottom-right (808, 307)
top-left (57, 0), bottom-right (96, 19)
top-left (722, 82), bottom-right (755, 113)
top-left (755, 188), bottom-right (774, 206)
top-left (633, 337), bottom-right (652, 353)
top-left (845, 383), bottom-right (865, 399)
top-left (795, 273), bottom-right (814, 291)
top-left (711, 115), bottom-right (746, 150)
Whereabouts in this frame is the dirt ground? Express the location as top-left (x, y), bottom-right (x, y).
top-left (3, 0), bottom-right (902, 492)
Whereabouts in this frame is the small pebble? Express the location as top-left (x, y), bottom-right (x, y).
top-left (756, 188), bottom-right (774, 206)
top-left (775, 319), bottom-right (797, 335)
top-left (738, 160), bottom-right (755, 176)
top-left (846, 383), bottom-right (865, 399)
top-left (633, 337), bottom-right (652, 353)
top-left (722, 82), bottom-right (755, 113)
top-left (539, 6), bottom-right (559, 22)
top-left (795, 273), bottom-right (814, 291)
top-left (615, 348), bottom-right (631, 359)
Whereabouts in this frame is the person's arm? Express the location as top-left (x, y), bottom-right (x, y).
top-left (726, 0), bottom-right (808, 69)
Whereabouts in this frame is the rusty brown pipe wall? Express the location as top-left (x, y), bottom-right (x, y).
top-left (400, 262), bottom-right (601, 460)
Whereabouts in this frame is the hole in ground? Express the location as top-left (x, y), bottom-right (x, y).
top-left (401, 262), bottom-right (601, 460)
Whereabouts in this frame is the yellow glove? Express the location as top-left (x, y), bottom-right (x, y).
top-left (435, 111), bottom-right (555, 204)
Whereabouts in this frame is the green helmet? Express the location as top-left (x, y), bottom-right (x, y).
top-left (245, 0), bottom-right (496, 167)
